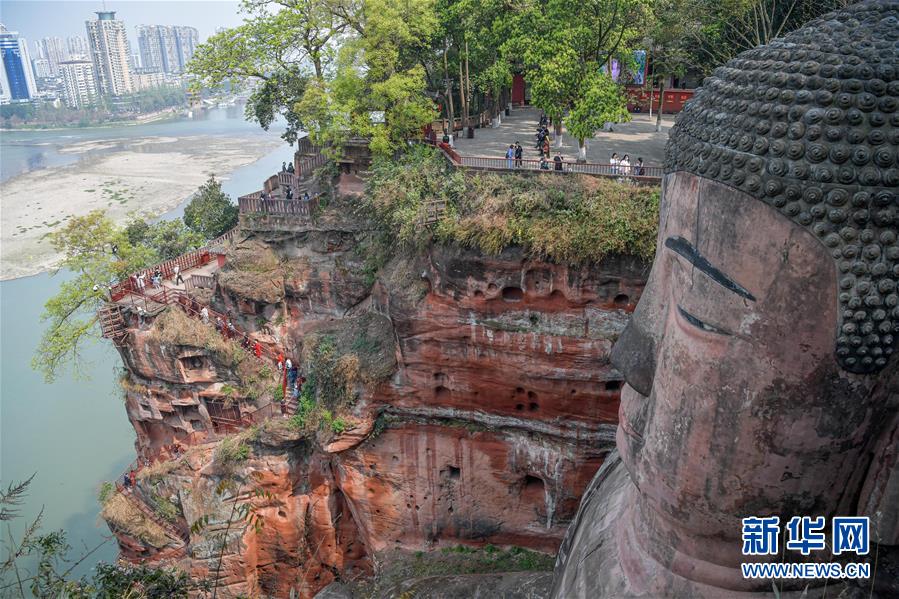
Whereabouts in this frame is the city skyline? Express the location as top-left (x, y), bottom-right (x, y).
top-left (1, 1), bottom-right (243, 49)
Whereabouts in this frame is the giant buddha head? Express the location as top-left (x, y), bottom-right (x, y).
top-left (573, 1), bottom-right (899, 595)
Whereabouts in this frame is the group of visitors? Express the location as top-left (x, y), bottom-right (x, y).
top-left (281, 161), bottom-right (296, 174)
top-left (609, 153), bottom-right (646, 177)
top-left (260, 189), bottom-right (310, 202)
top-left (505, 140), bottom-right (567, 172)
top-left (132, 263), bottom-right (186, 294)
top-left (505, 142), bottom-right (523, 168)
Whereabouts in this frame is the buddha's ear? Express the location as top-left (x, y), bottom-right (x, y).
top-left (857, 371), bottom-right (899, 545)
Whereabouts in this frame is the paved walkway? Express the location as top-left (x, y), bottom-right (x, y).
top-left (451, 106), bottom-right (675, 166)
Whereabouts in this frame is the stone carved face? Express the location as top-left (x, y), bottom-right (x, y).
top-left (606, 3), bottom-right (899, 566)
top-left (611, 172), bottom-right (895, 545)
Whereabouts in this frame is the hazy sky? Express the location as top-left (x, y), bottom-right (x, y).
top-left (0, 1), bottom-right (245, 44)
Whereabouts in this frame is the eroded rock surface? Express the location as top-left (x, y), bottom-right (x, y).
top-left (103, 201), bottom-right (646, 597)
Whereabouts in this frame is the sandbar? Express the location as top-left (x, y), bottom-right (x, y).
top-left (0, 134), bottom-right (284, 280)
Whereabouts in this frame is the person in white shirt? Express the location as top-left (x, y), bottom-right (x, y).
top-left (619, 154), bottom-right (631, 176)
top-left (610, 152), bottom-right (620, 175)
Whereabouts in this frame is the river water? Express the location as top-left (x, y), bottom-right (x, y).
top-left (0, 107), bottom-right (289, 583)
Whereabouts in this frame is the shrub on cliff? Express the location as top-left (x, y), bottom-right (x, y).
top-left (183, 176), bottom-right (239, 240)
top-left (364, 146), bottom-right (659, 264)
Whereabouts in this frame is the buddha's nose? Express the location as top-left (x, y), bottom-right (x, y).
top-left (610, 318), bottom-right (656, 397)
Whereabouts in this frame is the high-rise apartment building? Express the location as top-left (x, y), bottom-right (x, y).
top-left (136, 25), bottom-right (163, 72)
top-left (67, 35), bottom-right (89, 59)
top-left (0, 24), bottom-right (37, 101)
top-left (85, 11), bottom-right (133, 96)
top-left (31, 57), bottom-right (52, 79)
top-left (59, 59), bottom-right (99, 107)
top-left (40, 37), bottom-right (67, 75)
top-left (174, 26), bottom-right (199, 71)
top-left (157, 25), bottom-right (180, 74)
top-left (137, 24), bottom-right (199, 74)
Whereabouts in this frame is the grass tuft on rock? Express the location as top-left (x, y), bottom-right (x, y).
top-left (100, 492), bottom-right (171, 548)
top-left (364, 146), bottom-right (659, 264)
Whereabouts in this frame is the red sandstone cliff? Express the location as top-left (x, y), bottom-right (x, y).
top-left (102, 199), bottom-right (647, 597)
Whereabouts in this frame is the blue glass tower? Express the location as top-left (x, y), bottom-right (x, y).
top-left (0, 25), bottom-right (35, 101)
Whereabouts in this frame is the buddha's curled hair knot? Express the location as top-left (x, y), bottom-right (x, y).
top-left (666, 0), bottom-right (899, 374)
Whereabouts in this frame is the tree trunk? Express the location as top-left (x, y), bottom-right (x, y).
top-left (578, 139), bottom-right (587, 162)
top-left (443, 42), bottom-right (454, 137)
top-left (464, 40), bottom-right (471, 119)
top-left (655, 81), bottom-right (665, 132)
top-left (554, 121), bottom-right (563, 148)
top-left (459, 57), bottom-right (468, 131)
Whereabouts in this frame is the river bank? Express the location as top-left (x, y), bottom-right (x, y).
top-left (0, 105), bottom-right (196, 132)
top-left (1, 128), bottom-right (284, 280)
top-left (0, 109), bottom-right (290, 581)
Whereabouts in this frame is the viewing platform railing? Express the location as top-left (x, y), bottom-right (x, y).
top-left (108, 227), bottom-right (237, 302)
top-left (237, 196), bottom-right (317, 217)
top-left (434, 141), bottom-right (662, 183)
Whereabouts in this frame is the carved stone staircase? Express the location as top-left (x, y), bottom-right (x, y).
top-left (98, 304), bottom-right (128, 345)
top-left (120, 487), bottom-right (189, 546)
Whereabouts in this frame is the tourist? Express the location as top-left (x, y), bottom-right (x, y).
top-left (136, 305), bottom-right (146, 327)
top-left (303, 191), bottom-right (310, 202)
top-left (554, 152), bottom-right (563, 171)
top-left (514, 142), bottom-right (523, 168)
top-left (542, 137), bottom-right (550, 158)
top-left (540, 156), bottom-right (550, 170)
top-left (129, 469), bottom-right (137, 487)
top-left (287, 360), bottom-right (297, 390)
top-left (136, 272), bottom-right (146, 291)
top-left (201, 306), bottom-right (209, 324)
top-left (506, 144), bottom-right (515, 169)
top-left (152, 268), bottom-right (162, 288)
top-left (282, 161), bottom-right (287, 172)
top-left (610, 152), bottom-right (620, 175)
top-left (254, 341), bottom-right (262, 359)
top-left (216, 316), bottom-right (224, 335)
top-left (285, 187), bottom-right (293, 200)
top-left (173, 264), bottom-right (185, 285)
top-left (635, 157), bottom-right (646, 176)
top-left (286, 162), bottom-right (295, 173)
top-left (620, 154), bottom-right (631, 176)
top-left (227, 320), bottom-right (236, 339)
top-left (277, 352), bottom-right (285, 372)
top-left (122, 472), bottom-right (131, 488)
top-left (111, 243), bottom-right (118, 255)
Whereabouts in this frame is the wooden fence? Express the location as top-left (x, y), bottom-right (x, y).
top-left (238, 196), bottom-right (316, 217)
top-left (187, 274), bottom-right (215, 290)
top-left (296, 152), bottom-right (327, 178)
top-left (108, 228), bottom-right (237, 302)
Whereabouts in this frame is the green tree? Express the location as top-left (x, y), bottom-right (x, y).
top-left (188, 0), bottom-right (347, 144)
top-left (565, 72), bottom-right (630, 162)
top-left (516, 0), bottom-right (650, 147)
top-left (183, 176), bottom-right (239, 239)
top-left (143, 220), bottom-right (205, 261)
top-left (31, 212), bottom-right (155, 382)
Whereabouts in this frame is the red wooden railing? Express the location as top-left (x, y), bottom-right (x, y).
top-left (109, 227), bottom-right (237, 302)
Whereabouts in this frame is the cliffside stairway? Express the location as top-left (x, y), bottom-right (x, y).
top-left (283, 394), bottom-right (299, 416)
top-left (119, 486), bottom-right (190, 547)
top-left (98, 304), bottom-right (128, 345)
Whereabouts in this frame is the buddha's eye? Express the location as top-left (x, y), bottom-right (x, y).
top-left (677, 305), bottom-right (732, 336)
